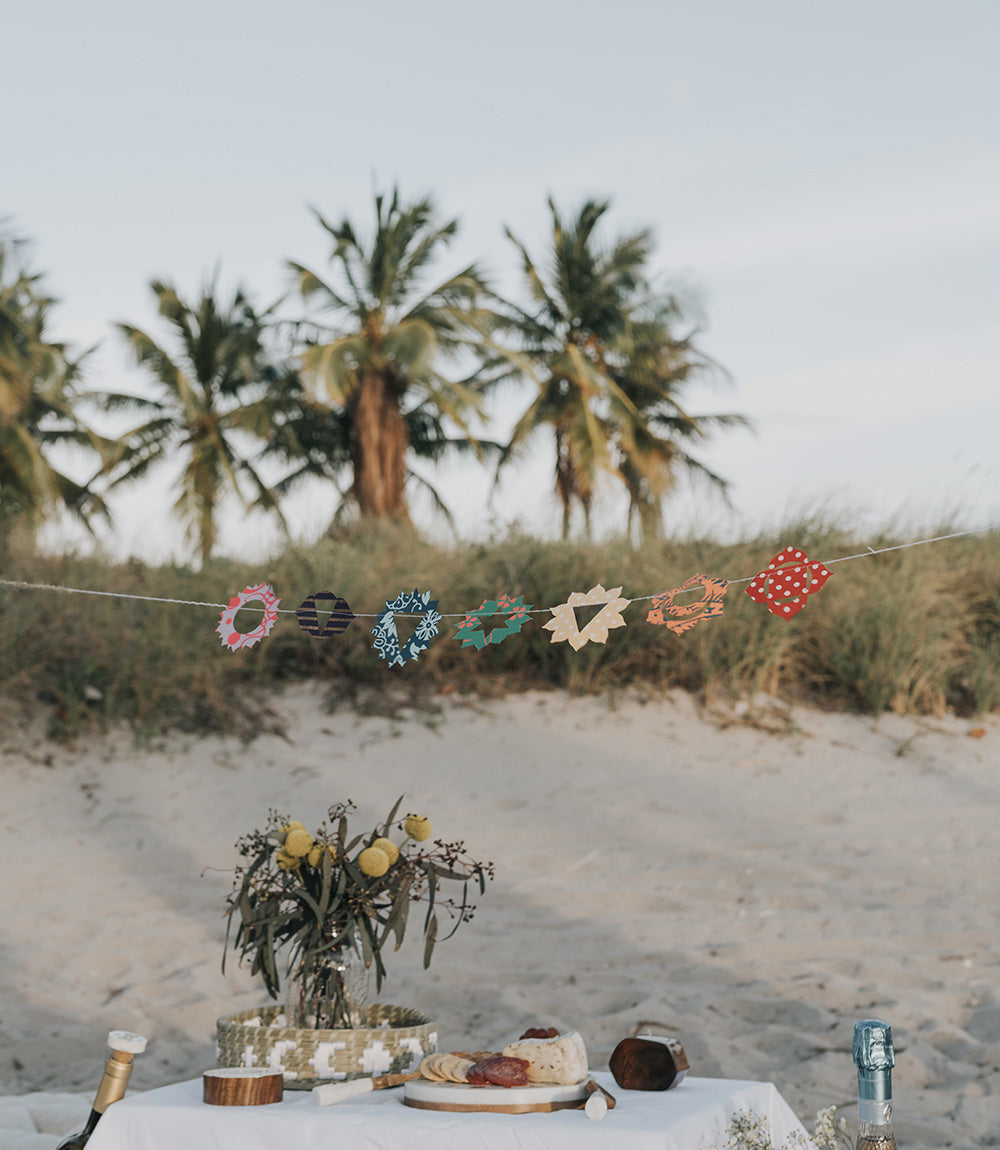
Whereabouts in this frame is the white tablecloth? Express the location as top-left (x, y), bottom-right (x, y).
top-left (86, 1073), bottom-right (809, 1149)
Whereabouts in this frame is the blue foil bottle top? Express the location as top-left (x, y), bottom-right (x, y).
top-left (853, 1019), bottom-right (895, 1102)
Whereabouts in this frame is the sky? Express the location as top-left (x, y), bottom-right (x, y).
top-left (5, 0), bottom-right (999, 562)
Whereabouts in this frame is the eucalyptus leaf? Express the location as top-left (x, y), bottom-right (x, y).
top-left (342, 856), bottom-right (366, 888)
top-left (388, 876), bottom-right (412, 950)
top-left (423, 863), bottom-right (438, 933)
top-left (441, 882), bottom-right (469, 942)
top-left (372, 944), bottom-right (387, 992)
top-left (423, 912), bottom-right (438, 969)
top-left (318, 848), bottom-right (333, 918)
top-left (292, 885), bottom-right (325, 924)
top-left (384, 794), bottom-right (404, 828)
top-left (357, 916), bottom-right (375, 965)
top-left (429, 865), bottom-right (475, 883)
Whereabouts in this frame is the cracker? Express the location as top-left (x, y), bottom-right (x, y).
top-left (418, 1054), bottom-right (448, 1082)
top-left (441, 1054), bottom-right (475, 1083)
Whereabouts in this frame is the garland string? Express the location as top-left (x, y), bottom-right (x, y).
top-left (0, 526), bottom-right (995, 618)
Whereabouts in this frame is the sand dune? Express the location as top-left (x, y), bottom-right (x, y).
top-left (1, 686), bottom-right (997, 1148)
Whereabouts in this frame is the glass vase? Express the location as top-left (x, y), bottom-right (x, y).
top-left (285, 933), bottom-right (371, 1030)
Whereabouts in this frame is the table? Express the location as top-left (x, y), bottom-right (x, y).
top-left (87, 1073), bottom-right (809, 1149)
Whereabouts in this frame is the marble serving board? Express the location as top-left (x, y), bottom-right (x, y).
top-left (403, 1077), bottom-right (590, 1113)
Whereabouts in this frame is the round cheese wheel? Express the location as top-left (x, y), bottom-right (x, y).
top-left (500, 1030), bottom-right (588, 1085)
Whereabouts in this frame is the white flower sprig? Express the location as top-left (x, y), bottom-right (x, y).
top-left (716, 1105), bottom-right (852, 1150)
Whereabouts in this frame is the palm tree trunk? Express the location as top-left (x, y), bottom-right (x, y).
top-left (555, 426), bottom-right (572, 539)
top-left (351, 371), bottom-right (410, 521)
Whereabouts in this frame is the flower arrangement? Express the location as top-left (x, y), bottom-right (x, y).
top-left (716, 1106), bottom-right (853, 1149)
top-left (223, 798), bottom-right (493, 1029)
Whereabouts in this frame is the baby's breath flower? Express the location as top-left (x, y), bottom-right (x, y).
top-left (810, 1106), bottom-right (852, 1149)
top-left (284, 828), bottom-right (314, 858)
top-left (371, 837), bottom-right (400, 865)
top-left (404, 815), bottom-right (432, 842)
top-left (358, 846), bottom-right (391, 877)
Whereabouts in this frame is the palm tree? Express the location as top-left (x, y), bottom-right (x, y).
top-left (287, 188), bottom-right (498, 524)
top-left (105, 278), bottom-right (286, 564)
top-left (491, 198), bottom-right (749, 539)
top-left (257, 367), bottom-right (496, 532)
top-left (0, 232), bottom-right (111, 543)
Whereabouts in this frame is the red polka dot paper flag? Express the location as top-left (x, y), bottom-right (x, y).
top-left (745, 546), bottom-right (832, 620)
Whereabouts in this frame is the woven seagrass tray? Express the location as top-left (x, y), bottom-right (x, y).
top-left (216, 1003), bottom-right (437, 1090)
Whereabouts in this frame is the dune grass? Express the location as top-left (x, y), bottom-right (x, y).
top-left (1, 518), bottom-right (998, 740)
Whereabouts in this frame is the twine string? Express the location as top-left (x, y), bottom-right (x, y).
top-left (0, 526), bottom-right (994, 619)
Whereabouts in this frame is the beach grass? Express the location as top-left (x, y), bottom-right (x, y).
top-left (1, 518), bottom-right (998, 739)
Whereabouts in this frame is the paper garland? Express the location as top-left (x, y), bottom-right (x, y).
top-left (214, 541), bottom-right (839, 656)
top-left (216, 583), bottom-right (281, 651)
top-left (6, 528), bottom-right (983, 670)
top-left (453, 594), bottom-right (533, 649)
top-left (371, 588), bottom-right (442, 668)
top-left (745, 547), bottom-right (832, 619)
top-left (543, 584), bottom-right (630, 650)
top-left (647, 574), bottom-right (729, 634)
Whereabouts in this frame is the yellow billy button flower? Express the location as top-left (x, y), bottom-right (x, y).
top-left (404, 815), bottom-right (432, 842)
top-left (284, 829), bottom-right (314, 858)
top-left (370, 837), bottom-right (400, 865)
top-left (358, 846), bottom-right (391, 878)
top-left (276, 849), bottom-right (300, 871)
top-left (280, 820), bottom-right (306, 834)
top-left (306, 844), bottom-right (323, 868)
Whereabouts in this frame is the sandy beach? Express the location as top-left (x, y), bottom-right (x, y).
top-left (1, 685), bottom-right (997, 1148)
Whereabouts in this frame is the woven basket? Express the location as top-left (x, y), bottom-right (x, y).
top-left (216, 1003), bottom-right (437, 1090)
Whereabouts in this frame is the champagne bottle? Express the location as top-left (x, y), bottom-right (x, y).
top-left (57, 1030), bottom-right (147, 1149)
top-left (853, 1018), bottom-right (897, 1150)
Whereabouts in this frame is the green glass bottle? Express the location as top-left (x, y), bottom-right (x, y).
top-left (56, 1030), bottom-right (147, 1149)
top-left (853, 1019), bottom-right (897, 1150)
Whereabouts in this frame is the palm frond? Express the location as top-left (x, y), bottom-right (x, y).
top-left (302, 334), bottom-right (370, 404)
top-left (286, 260), bottom-right (354, 313)
top-left (405, 468), bottom-right (457, 531)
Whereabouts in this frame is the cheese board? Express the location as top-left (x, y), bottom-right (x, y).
top-left (404, 1076), bottom-right (590, 1113)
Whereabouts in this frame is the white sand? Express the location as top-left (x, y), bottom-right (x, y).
top-left (1, 686), bottom-right (997, 1148)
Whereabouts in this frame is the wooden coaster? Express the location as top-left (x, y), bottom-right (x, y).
top-left (203, 1067), bottom-right (284, 1106)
